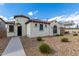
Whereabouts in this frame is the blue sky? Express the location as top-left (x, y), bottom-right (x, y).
top-left (1, 3), bottom-right (79, 22)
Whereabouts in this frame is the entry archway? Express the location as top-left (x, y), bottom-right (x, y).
top-left (53, 25), bottom-right (57, 34)
top-left (16, 23), bottom-right (22, 36)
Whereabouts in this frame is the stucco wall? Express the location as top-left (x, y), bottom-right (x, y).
top-left (50, 21), bottom-right (61, 36)
top-left (26, 23), bottom-right (31, 37)
top-left (26, 21), bottom-right (61, 38)
top-left (7, 17), bottom-right (29, 37)
top-left (6, 24), bottom-right (16, 37)
top-left (15, 17), bottom-right (29, 36)
top-left (6, 17), bottom-right (61, 37)
top-left (27, 22), bottom-right (50, 38)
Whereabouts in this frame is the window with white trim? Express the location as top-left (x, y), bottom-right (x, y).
top-left (39, 24), bottom-right (43, 31)
top-left (9, 25), bottom-right (14, 32)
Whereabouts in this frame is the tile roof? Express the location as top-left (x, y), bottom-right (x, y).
top-left (25, 19), bottom-right (50, 24)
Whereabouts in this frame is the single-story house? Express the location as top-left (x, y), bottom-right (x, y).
top-left (0, 15), bottom-right (64, 38)
top-left (65, 28), bottom-right (79, 34)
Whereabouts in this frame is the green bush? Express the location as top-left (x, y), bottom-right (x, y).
top-left (39, 43), bottom-right (51, 53)
top-left (61, 38), bottom-right (69, 42)
top-left (73, 33), bottom-right (78, 36)
top-left (55, 34), bottom-right (60, 36)
top-left (37, 37), bottom-right (42, 41)
top-left (55, 34), bottom-right (63, 36)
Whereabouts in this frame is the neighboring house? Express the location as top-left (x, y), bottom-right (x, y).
top-left (0, 18), bottom-right (6, 30)
top-left (0, 15), bottom-right (63, 38)
top-left (65, 28), bottom-right (79, 34)
top-left (0, 18), bottom-right (7, 38)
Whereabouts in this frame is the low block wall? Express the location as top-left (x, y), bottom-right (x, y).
top-left (0, 29), bottom-right (7, 38)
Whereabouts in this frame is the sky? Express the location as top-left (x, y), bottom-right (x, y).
top-left (0, 3), bottom-right (79, 25)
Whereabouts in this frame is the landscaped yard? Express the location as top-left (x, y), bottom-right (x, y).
top-left (20, 34), bottom-right (79, 56)
top-left (0, 37), bottom-right (10, 55)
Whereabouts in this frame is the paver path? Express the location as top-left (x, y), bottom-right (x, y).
top-left (2, 37), bottom-right (26, 56)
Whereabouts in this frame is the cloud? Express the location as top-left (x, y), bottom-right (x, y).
top-left (28, 12), bottom-right (33, 16)
top-left (48, 12), bottom-right (79, 24)
top-left (0, 16), bottom-right (8, 21)
top-left (65, 12), bottom-right (79, 24)
top-left (28, 10), bottom-right (38, 16)
top-left (48, 15), bottom-right (66, 22)
top-left (0, 16), bottom-right (14, 22)
top-left (48, 12), bottom-right (79, 28)
top-left (0, 3), bottom-right (5, 6)
top-left (9, 16), bottom-right (15, 21)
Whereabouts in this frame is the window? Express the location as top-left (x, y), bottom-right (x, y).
top-left (9, 25), bottom-right (14, 32)
top-left (35, 24), bottom-right (37, 27)
top-left (39, 24), bottom-right (43, 31)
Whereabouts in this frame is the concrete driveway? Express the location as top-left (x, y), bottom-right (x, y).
top-left (2, 37), bottom-right (26, 56)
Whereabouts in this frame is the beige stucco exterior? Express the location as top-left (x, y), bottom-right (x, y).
top-left (27, 22), bottom-right (50, 38)
top-left (6, 17), bottom-right (29, 37)
top-left (15, 17), bottom-right (28, 36)
top-left (50, 21), bottom-right (61, 36)
top-left (6, 24), bottom-right (15, 37)
top-left (26, 21), bottom-right (61, 38)
top-left (0, 15), bottom-right (62, 38)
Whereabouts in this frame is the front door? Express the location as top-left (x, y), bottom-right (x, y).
top-left (53, 25), bottom-right (57, 35)
top-left (17, 26), bottom-right (22, 36)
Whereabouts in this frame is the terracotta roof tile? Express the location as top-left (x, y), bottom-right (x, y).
top-left (25, 19), bottom-right (50, 24)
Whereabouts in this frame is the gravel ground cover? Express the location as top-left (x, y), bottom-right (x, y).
top-left (20, 35), bottom-right (79, 56)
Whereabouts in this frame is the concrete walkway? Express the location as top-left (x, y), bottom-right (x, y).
top-left (2, 37), bottom-right (26, 56)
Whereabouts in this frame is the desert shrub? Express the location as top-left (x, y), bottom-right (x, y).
top-left (73, 33), bottom-right (78, 36)
top-left (55, 34), bottom-right (60, 36)
top-left (37, 37), bottom-right (42, 41)
top-left (55, 34), bottom-right (63, 36)
top-left (39, 43), bottom-right (51, 53)
top-left (61, 38), bottom-right (69, 42)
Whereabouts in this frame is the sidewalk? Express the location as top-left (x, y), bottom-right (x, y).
top-left (2, 37), bottom-right (26, 56)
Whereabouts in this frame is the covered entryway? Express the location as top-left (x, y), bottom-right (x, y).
top-left (16, 23), bottom-right (22, 36)
top-left (53, 25), bottom-right (57, 35)
top-left (17, 26), bottom-right (22, 36)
